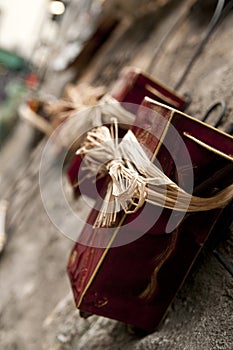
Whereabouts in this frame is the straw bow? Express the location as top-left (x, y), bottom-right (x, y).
top-left (76, 119), bottom-right (233, 228)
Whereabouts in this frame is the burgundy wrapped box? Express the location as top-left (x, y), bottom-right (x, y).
top-left (67, 67), bottom-right (187, 198)
top-left (67, 98), bottom-right (233, 332)
top-left (110, 66), bottom-right (187, 111)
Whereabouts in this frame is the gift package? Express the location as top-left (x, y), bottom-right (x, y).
top-left (67, 67), bottom-right (187, 198)
top-left (65, 67), bottom-right (233, 331)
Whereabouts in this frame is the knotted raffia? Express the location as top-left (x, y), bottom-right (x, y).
top-left (19, 83), bottom-right (106, 139)
top-left (45, 83), bottom-right (106, 127)
top-left (76, 119), bottom-right (233, 228)
top-left (50, 94), bottom-right (135, 150)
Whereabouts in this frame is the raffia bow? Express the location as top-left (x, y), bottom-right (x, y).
top-left (76, 119), bottom-right (233, 228)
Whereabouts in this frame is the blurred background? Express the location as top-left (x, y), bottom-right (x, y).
top-left (0, 0), bottom-right (151, 148)
top-left (0, 0), bottom-right (107, 147)
top-left (0, 0), bottom-right (48, 58)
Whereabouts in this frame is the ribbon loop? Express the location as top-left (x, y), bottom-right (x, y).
top-left (75, 119), bottom-right (233, 228)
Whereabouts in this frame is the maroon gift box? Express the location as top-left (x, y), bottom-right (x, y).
top-left (67, 67), bottom-right (187, 198)
top-left (110, 66), bottom-right (187, 111)
top-left (67, 98), bottom-right (233, 331)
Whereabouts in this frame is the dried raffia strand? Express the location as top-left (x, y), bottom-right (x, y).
top-left (0, 200), bottom-right (8, 253)
top-left (76, 119), bottom-right (233, 228)
top-left (51, 94), bottom-right (135, 152)
top-left (19, 83), bottom-right (106, 137)
top-left (44, 83), bottom-right (106, 126)
top-left (18, 103), bottom-right (53, 135)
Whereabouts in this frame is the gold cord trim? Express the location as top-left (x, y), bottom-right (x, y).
top-left (151, 110), bottom-right (174, 162)
top-left (146, 84), bottom-right (180, 108)
top-left (183, 132), bottom-right (233, 161)
top-left (77, 214), bottom-right (127, 308)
